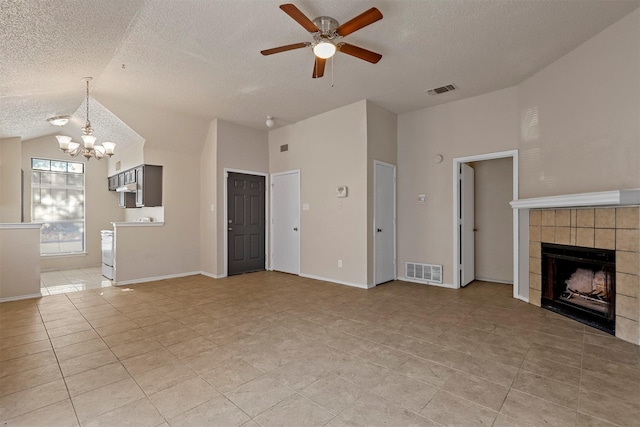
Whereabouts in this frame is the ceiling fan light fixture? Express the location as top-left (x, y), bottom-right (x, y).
top-left (313, 41), bottom-right (336, 59)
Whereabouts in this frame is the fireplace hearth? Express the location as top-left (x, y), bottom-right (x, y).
top-left (541, 243), bottom-right (615, 334)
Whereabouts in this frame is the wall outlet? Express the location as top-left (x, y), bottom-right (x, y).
top-left (338, 259), bottom-right (343, 268)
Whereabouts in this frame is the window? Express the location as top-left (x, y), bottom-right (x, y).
top-left (31, 158), bottom-right (85, 255)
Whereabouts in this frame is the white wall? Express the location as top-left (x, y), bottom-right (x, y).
top-left (473, 158), bottom-right (513, 283)
top-left (269, 100), bottom-right (369, 286)
top-left (0, 137), bottom-right (22, 223)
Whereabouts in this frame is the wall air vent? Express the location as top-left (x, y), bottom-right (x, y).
top-left (405, 262), bottom-right (442, 284)
top-left (280, 144), bottom-right (289, 152)
top-left (427, 84), bottom-right (457, 95)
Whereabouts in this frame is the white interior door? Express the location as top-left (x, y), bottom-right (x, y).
top-left (374, 161), bottom-right (396, 285)
top-left (461, 163), bottom-right (475, 286)
top-left (271, 171), bottom-right (300, 274)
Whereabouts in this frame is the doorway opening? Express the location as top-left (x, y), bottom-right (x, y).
top-left (453, 150), bottom-right (519, 296)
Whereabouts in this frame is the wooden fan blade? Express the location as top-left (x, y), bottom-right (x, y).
top-left (336, 7), bottom-right (383, 37)
top-left (338, 43), bottom-right (382, 64)
top-left (261, 42), bottom-right (309, 56)
top-left (313, 57), bottom-right (326, 78)
top-left (280, 4), bottom-right (319, 33)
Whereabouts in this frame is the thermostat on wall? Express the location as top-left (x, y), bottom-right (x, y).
top-left (337, 186), bottom-right (348, 198)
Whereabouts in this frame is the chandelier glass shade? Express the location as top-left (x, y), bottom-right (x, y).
top-left (55, 77), bottom-right (116, 160)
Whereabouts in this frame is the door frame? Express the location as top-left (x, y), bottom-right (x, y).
top-left (224, 168), bottom-right (269, 277)
top-left (452, 150), bottom-right (520, 297)
top-left (269, 169), bottom-right (301, 275)
top-left (373, 160), bottom-right (397, 286)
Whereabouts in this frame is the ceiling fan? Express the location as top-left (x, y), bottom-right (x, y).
top-left (261, 3), bottom-right (383, 78)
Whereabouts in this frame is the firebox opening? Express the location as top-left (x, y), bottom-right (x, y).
top-left (541, 243), bottom-right (616, 335)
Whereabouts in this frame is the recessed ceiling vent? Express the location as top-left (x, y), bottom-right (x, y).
top-left (427, 84), bottom-right (457, 95)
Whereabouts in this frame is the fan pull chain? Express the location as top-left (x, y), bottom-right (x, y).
top-left (331, 55), bottom-right (334, 87)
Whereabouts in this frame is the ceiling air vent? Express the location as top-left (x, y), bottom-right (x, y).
top-left (427, 84), bottom-right (457, 96)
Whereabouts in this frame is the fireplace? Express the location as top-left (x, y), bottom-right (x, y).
top-left (541, 243), bottom-right (616, 334)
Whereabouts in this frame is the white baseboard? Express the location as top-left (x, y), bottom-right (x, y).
top-left (200, 271), bottom-right (226, 279)
top-left (397, 276), bottom-right (458, 289)
top-left (299, 273), bottom-right (369, 289)
top-left (514, 294), bottom-right (530, 303)
top-left (114, 271), bottom-right (201, 286)
top-left (0, 292), bottom-right (42, 303)
top-left (475, 277), bottom-right (514, 285)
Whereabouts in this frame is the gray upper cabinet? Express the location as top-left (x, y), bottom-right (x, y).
top-left (107, 164), bottom-right (163, 208)
top-left (135, 165), bottom-right (162, 207)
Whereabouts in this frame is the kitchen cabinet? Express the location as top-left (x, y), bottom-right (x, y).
top-left (118, 190), bottom-right (136, 208)
top-left (135, 165), bottom-right (162, 207)
top-left (108, 176), bottom-right (118, 191)
top-left (124, 169), bottom-right (136, 185)
top-left (108, 164), bottom-right (162, 208)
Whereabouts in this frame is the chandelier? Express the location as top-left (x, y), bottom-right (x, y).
top-left (53, 77), bottom-right (116, 160)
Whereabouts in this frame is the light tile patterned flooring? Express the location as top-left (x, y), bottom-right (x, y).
top-left (1, 272), bottom-right (639, 426)
top-left (40, 268), bottom-right (112, 296)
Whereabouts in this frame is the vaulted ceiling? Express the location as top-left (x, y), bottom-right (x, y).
top-left (1, 0), bottom-right (638, 142)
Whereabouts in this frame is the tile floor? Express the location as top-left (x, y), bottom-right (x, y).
top-left (1, 272), bottom-right (639, 426)
top-left (40, 268), bottom-right (112, 296)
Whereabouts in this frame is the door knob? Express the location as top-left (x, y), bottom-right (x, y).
top-left (228, 227), bottom-right (233, 231)
top-left (377, 228), bottom-right (382, 232)
top-left (293, 227), bottom-right (298, 231)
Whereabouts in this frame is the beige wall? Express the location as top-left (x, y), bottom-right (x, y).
top-left (99, 95), bottom-right (210, 154)
top-left (97, 96), bottom-right (209, 283)
top-left (473, 158), bottom-right (513, 283)
top-left (397, 9), bottom-right (639, 287)
top-left (215, 119), bottom-right (269, 276)
top-left (112, 148), bottom-right (202, 283)
top-left (20, 135), bottom-right (123, 271)
top-left (0, 137), bottom-right (23, 223)
top-left (107, 142), bottom-right (145, 177)
top-left (200, 120), bottom-right (218, 276)
top-left (269, 100), bottom-right (369, 286)
top-left (518, 9), bottom-right (640, 198)
top-left (398, 87), bottom-right (520, 285)
top-left (0, 225), bottom-right (41, 300)
top-left (366, 101), bottom-right (398, 284)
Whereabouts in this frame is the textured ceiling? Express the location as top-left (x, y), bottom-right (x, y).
top-left (1, 0), bottom-right (638, 142)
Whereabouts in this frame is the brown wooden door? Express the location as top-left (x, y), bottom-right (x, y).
top-left (227, 172), bottom-right (265, 275)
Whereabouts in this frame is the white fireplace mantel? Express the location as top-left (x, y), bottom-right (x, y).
top-left (510, 189), bottom-right (640, 210)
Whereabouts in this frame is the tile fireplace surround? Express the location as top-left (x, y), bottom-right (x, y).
top-left (529, 206), bottom-right (640, 345)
